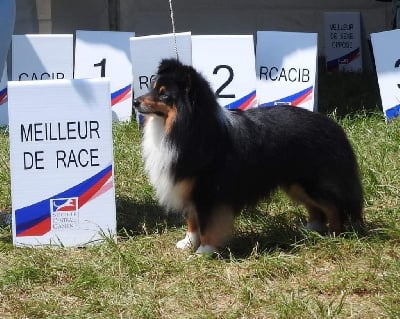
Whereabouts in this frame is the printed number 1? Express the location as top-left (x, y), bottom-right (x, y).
top-left (213, 65), bottom-right (235, 99)
top-left (395, 59), bottom-right (400, 89)
top-left (94, 58), bottom-right (106, 77)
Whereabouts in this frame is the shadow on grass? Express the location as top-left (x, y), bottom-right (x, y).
top-left (222, 209), bottom-right (307, 259)
top-left (116, 196), bottom-right (185, 237)
top-left (219, 207), bottom-right (397, 259)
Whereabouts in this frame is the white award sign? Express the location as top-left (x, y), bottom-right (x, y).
top-left (371, 29), bottom-right (400, 121)
top-left (12, 34), bottom-right (73, 81)
top-left (8, 78), bottom-right (116, 246)
top-left (324, 12), bottom-right (362, 72)
top-left (192, 35), bottom-right (257, 110)
top-left (130, 32), bottom-right (192, 98)
top-left (256, 31), bottom-right (318, 112)
top-left (74, 30), bottom-right (135, 122)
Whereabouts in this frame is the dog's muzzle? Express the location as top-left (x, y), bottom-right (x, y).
top-left (133, 98), bottom-right (142, 110)
top-left (133, 98), bottom-right (148, 114)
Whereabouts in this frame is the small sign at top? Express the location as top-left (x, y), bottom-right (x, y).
top-left (324, 12), bottom-right (362, 72)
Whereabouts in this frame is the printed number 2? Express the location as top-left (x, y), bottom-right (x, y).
top-left (395, 59), bottom-right (400, 89)
top-left (213, 65), bottom-right (235, 99)
top-left (94, 58), bottom-right (106, 77)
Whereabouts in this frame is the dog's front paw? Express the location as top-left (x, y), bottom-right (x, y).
top-left (176, 232), bottom-right (200, 250)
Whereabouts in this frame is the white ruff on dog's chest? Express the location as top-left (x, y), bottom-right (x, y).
top-left (142, 116), bottom-right (185, 211)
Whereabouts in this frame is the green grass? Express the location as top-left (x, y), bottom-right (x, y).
top-left (0, 73), bottom-right (399, 318)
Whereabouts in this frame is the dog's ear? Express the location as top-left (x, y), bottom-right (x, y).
top-left (183, 67), bottom-right (197, 104)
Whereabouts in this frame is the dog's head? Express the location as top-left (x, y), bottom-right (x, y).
top-left (133, 59), bottom-right (217, 133)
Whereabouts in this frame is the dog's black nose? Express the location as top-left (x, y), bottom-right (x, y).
top-left (133, 98), bottom-right (141, 108)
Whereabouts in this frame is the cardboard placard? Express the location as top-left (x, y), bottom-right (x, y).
top-left (130, 32), bottom-right (192, 98)
top-left (256, 31), bottom-right (318, 112)
top-left (371, 29), bottom-right (400, 121)
top-left (12, 34), bottom-right (73, 81)
top-left (8, 78), bottom-right (116, 246)
top-left (324, 12), bottom-right (362, 72)
top-left (191, 35), bottom-right (257, 110)
top-left (0, 63), bottom-right (8, 126)
top-left (74, 30), bottom-right (135, 122)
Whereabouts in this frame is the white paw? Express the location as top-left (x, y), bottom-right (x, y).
top-left (306, 220), bottom-right (326, 233)
top-left (176, 232), bottom-right (200, 250)
top-left (195, 245), bottom-right (217, 255)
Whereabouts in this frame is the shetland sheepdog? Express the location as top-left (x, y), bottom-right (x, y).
top-left (133, 58), bottom-right (363, 254)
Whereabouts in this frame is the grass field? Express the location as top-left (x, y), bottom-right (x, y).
top-left (0, 73), bottom-right (399, 318)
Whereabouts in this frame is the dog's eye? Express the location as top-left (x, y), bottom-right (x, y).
top-left (159, 94), bottom-right (173, 105)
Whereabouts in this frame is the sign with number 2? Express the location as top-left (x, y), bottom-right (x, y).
top-left (191, 35), bottom-right (257, 110)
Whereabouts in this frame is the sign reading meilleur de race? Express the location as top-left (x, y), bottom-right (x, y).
top-left (256, 31), bottom-right (318, 112)
top-left (8, 78), bottom-right (116, 246)
top-left (191, 35), bottom-right (257, 110)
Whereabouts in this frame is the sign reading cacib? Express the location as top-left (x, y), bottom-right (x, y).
top-left (8, 78), bottom-right (116, 246)
top-left (12, 34), bottom-right (73, 82)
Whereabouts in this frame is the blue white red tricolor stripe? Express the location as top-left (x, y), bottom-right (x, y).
top-left (224, 91), bottom-right (257, 110)
top-left (326, 48), bottom-right (360, 72)
top-left (15, 165), bottom-right (113, 237)
top-left (111, 84), bottom-right (131, 107)
top-left (0, 88), bottom-right (7, 105)
top-left (385, 104), bottom-right (400, 120)
top-left (259, 86), bottom-right (313, 108)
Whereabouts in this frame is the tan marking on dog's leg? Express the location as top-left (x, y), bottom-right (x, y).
top-left (186, 205), bottom-right (199, 233)
top-left (197, 205), bottom-right (234, 254)
top-left (321, 204), bottom-right (341, 235)
top-left (177, 179), bottom-right (194, 201)
top-left (304, 203), bottom-right (327, 233)
top-left (176, 204), bottom-right (200, 250)
top-left (285, 184), bottom-right (340, 234)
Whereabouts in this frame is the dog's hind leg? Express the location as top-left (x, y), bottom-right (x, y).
top-left (196, 205), bottom-right (234, 254)
top-left (304, 204), bottom-right (327, 233)
top-left (176, 205), bottom-right (200, 250)
top-left (285, 184), bottom-right (341, 234)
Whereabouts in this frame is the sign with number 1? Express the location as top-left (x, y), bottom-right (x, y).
top-left (74, 30), bottom-right (135, 122)
top-left (191, 35), bottom-right (257, 110)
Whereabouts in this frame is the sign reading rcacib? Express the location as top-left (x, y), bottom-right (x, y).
top-left (8, 78), bottom-right (116, 246)
top-left (256, 31), bottom-right (318, 112)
